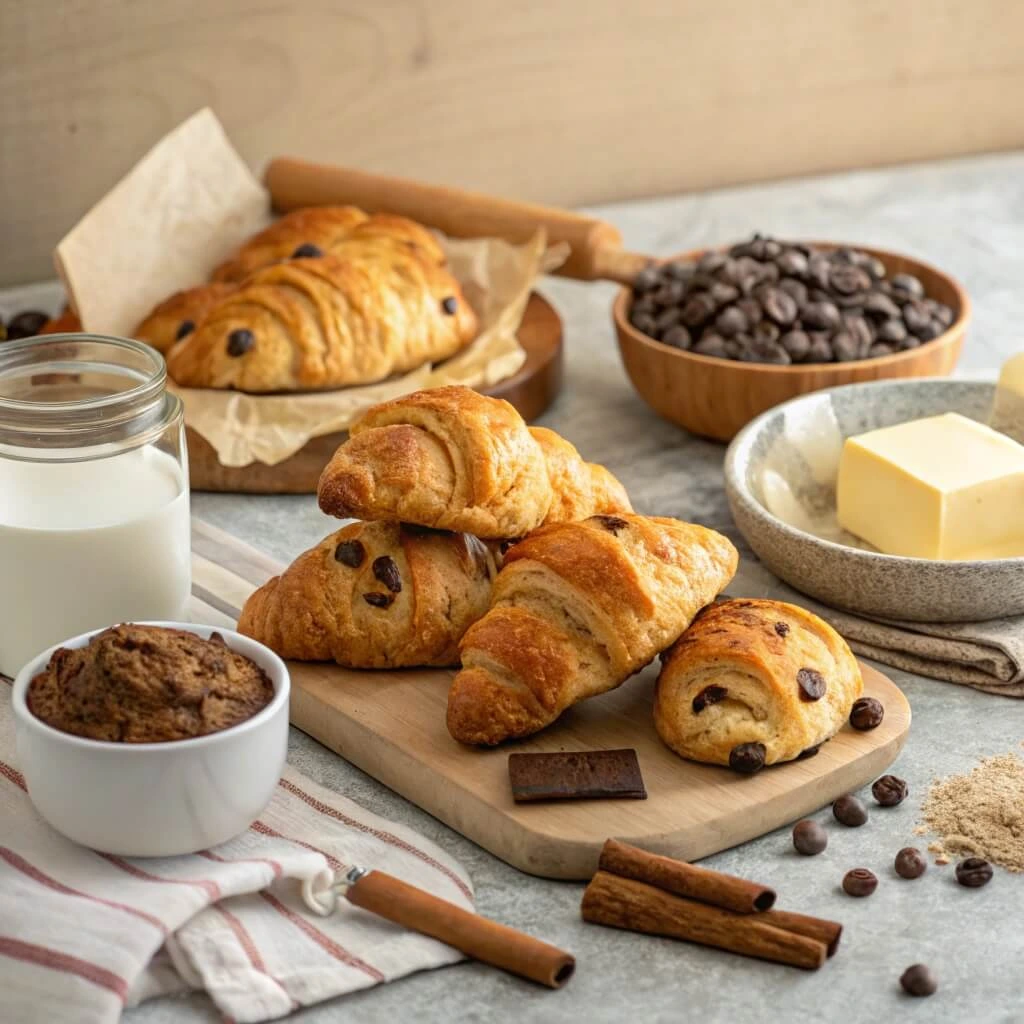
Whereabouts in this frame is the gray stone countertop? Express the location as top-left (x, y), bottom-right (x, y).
top-left (152, 153), bottom-right (1024, 1023)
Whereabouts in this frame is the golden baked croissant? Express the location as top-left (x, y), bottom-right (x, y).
top-left (165, 250), bottom-right (477, 392)
top-left (317, 386), bottom-right (633, 539)
top-left (237, 521), bottom-right (498, 669)
top-left (211, 206), bottom-right (446, 283)
top-left (654, 598), bottom-right (863, 771)
top-left (133, 283), bottom-right (237, 354)
top-left (446, 514), bottom-right (738, 745)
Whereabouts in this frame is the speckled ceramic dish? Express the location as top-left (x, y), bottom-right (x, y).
top-left (724, 378), bottom-right (1024, 622)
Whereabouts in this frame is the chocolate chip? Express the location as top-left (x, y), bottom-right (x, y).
top-left (334, 539), bottom-right (366, 567)
top-left (842, 868), bottom-right (878, 897)
top-left (895, 847), bottom-right (927, 879)
top-left (175, 319), bottom-right (195, 340)
top-left (661, 325), bottom-right (692, 350)
top-left (774, 621), bottom-right (790, 637)
top-left (729, 742), bottom-right (767, 774)
top-left (5, 311), bottom-right (49, 340)
top-left (593, 515), bottom-right (628, 533)
top-left (850, 697), bottom-right (884, 730)
top-left (900, 964), bottom-right (937, 997)
top-left (630, 312), bottom-right (657, 337)
top-left (653, 281), bottom-right (686, 306)
top-left (792, 819), bottom-right (828, 855)
top-left (833, 794), bottom-right (868, 827)
top-left (663, 261), bottom-right (695, 282)
top-left (633, 266), bottom-right (661, 292)
top-left (692, 685), bottom-right (728, 713)
top-left (363, 592), bottom-right (394, 608)
top-left (441, 296), bottom-right (458, 315)
top-left (872, 774), bottom-right (908, 807)
top-left (797, 744), bottom-right (821, 760)
top-left (372, 555), bottom-right (402, 593)
top-left (291, 242), bottom-right (324, 259)
top-left (227, 328), bottom-right (254, 357)
top-left (796, 667), bottom-right (826, 702)
top-left (955, 857), bottom-right (993, 888)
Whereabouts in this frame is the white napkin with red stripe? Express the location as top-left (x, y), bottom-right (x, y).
top-left (0, 685), bottom-right (473, 1024)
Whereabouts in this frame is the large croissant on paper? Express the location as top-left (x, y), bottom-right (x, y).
top-left (317, 386), bottom-right (633, 539)
top-left (165, 219), bottom-right (477, 392)
top-left (446, 514), bottom-right (739, 745)
top-left (237, 521), bottom-right (498, 668)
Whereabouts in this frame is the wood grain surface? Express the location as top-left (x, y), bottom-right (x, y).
top-left (190, 519), bottom-right (912, 880)
top-left (4, 1), bottom-right (1024, 285)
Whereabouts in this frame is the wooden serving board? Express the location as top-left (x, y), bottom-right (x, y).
top-left (190, 519), bottom-right (912, 881)
top-left (187, 292), bottom-right (563, 494)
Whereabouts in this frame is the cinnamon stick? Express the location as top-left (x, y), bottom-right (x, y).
top-left (762, 909), bottom-right (843, 958)
top-left (598, 839), bottom-right (776, 914)
top-left (581, 871), bottom-right (827, 970)
top-left (345, 869), bottom-right (575, 988)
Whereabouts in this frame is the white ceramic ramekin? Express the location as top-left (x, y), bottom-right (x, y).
top-left (11, 622), bottom-right (289, 857)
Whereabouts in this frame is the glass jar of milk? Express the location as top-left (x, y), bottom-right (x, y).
top-left (0, 335), bottom-right (190, 677)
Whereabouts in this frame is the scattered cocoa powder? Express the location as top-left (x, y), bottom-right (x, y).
top-left (919, 749), bottom-right (1024, 873)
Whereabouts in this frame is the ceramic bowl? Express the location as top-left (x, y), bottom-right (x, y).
top-left (614, 243), bottom-right (970, 441)
top-left (724, 378), bottom-right (1024, 622)
top-left (12, 622), bottom-right (289, 856)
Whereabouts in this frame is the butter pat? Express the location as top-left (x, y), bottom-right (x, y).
top-left (991, 352), bottom-right (1024, 445)
top-left (998, 352), bottom-right (1024, 398)
top-left (836, 413), bottom-right (1024, 560)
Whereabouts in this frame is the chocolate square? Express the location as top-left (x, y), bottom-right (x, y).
top-left (508, 749), bottom-right (647, 803)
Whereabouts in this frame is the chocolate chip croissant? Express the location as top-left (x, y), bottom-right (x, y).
top-left (446, 514), bottom-right (738, 745)
top-left (654, 599), bottom-right (863, 771)
top-left (237, 521), bottom-right (498, 669)
top-left (317, 386), bottom-right (633, 539)
top-left (165, 247), bottom-right (477, 392)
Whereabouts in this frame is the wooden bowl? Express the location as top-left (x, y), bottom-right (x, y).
top-left (613, 243), bottom-right (970, 442)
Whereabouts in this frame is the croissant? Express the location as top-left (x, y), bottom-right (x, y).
top-left (317, 386), bottom-right (633, 539)
top-left (132, 283), bottom-right (237, 354)
top-left (446, 514), bottom-right (738, 745)
top-left (165, 250), bottom-right (477, 392)
top-left (211, 206), bottom-right (446, 283)
top-left (237, 521), bottom-right (498, 668)
top-left (654, 599), bottom-right (863, 770)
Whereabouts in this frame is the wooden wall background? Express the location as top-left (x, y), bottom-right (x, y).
top-left (3, 0), bottom-right (1024, 285)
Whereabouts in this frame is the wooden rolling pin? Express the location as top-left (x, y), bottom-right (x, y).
top-left (264, 157), bottom-right (651, 285)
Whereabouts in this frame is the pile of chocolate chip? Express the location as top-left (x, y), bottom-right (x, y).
top-left (628, 235), bottom-right (956, 364)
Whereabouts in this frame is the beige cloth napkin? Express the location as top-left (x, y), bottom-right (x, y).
top-left (0, 682), bottom-right (473, 1024)
top-left (732, 559), bottom-right (1024, 697)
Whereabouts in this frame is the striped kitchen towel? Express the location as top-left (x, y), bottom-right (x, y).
top-left (0, 685), bottom-right (473, 1024)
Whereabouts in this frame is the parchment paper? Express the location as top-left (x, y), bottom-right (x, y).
top-left (53, 107), bottom-right (566, 468)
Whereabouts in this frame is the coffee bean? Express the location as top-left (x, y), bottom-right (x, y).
top-left (630, 312), bottom-right (657, 337)
top-left (692, 335), bottom-right (731, 358)
top-left (900, 964), bottom-right (937, 997)
top-left (653, 281), bottom-right (686, 306)
top-left (895, 847), bottom-right (927, 879)
top-left (872, 774), bottom-right (908, 806)
top-left (797, 667), bottom-right (826, 701)
top-left (780, 330), bottom-right (811, 362)
top-left (681, 293), bottom-right (717, 328)
top-left (903, 299), bottom-right (932, 337)
top-left (917, 319), bottom-right (944, 341)
top-left (441, 296), bottom-right (458, 315)
top-left (758, 261), bottom-right (780, 283)
top-left (864, 292), bottom-right (901, 320)
top-left (955, 857), bottom-right (993, 888)
top-left (334, 539), bottom-right (367, 567)
top-left (805, 333), bottom-right (834, 363)
top-left (688, 272), bottom-right (719, 292)
top-left (890, 273), bottom-right (925, 299)
top-left (832, 331), bottom-right (861, 362)
top-left (363, 592), bottom-right (394, 608)
top-left (710, 282), bottom-right (740, 307)
top-left (830, 264), bottom-right (871, 296)
top-left (175, 319), bottom-right (195, 340)
top-left (729, 742), bottom-right (767, 774)
top-left (760, 288), bottom-right (799, 326)
top-left (868, 342), bottom-right (895, 358)
top-left (227, 328), bottom-right (254, 357)
top-left (808, 255), bottom-right (832, 290)
top-left (663, 260), bottom-right (695, 281)
top-left (833, 794), bottom-right (868, 827)
top-left (738, 335), bottom-right (791, 364)
top-left (842, 868), bottom-right (878, 897)
top-left (6, 311), bottom-right (49, 340)
top-left (792, 819), bottom-right (828, 856)
top-left (850, 696), bottom-right (885, 730)
top-left (692, 684), bottom-right (728, 713)
top-left (654, 307), bottom-right (682, 333)
top-left (697, 251), bottom-right (729, 274)
top-left (751, 321), bottom-right (780, 346)
top-left (801, 300), bottom-right (841, 331)
top-left (634, 266), bottom-right (661, 292)
top-left (776, 250), bottom-right (808, 278)
top-left (372, 555), bottom-right (402, 593)
top-left (291, 242), bottom-right (324, 259)
top-left (877, 319), bottom-right (907, 344)
top-left (927, 300), bottom-right (955, 327)
top-left (898, 334), bottom-right (921, 351)
top-left (860, 255), bottom-right (887, 281)
top-left (778, 277), bottom-right (809, 305)
top-left (736, 297), bottom-right (763, 325)
top-left (723, 338), bottom-right (743, 359)
top-left (715, 306), bottom-right (749, 337)
top-left (661, 325), bottom-right (692, 350)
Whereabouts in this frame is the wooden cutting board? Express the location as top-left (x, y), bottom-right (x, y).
top-left (187, 292), bottom-right (563, 495)
top-left (190, 519), bottom-right (912, 881)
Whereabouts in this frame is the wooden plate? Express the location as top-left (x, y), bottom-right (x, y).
top-left (191, 520), bottom-right (912, 881)
top-left (187, 292), bottom-right (563, 494)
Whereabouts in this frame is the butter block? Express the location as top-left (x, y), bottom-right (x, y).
top-left (836, 413), bottom-right (1024, 560)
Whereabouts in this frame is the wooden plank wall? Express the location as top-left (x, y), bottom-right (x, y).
top-left (2, 0), bottom-right (1024, 285)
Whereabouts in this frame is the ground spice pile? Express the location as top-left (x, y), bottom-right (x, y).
top-left (918, 749), bottom-right (1024, 872)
